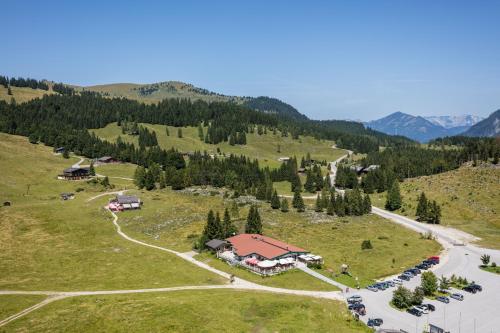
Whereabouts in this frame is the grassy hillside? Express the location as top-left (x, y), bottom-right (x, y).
top-left (81, 81), bottom-right (248, 104)
top-left (1, 290), bottom-right (370, 333)
top-left (0, 86), bottom-right (56, 104)
top-left (370, 165), bottom-right (500, 249)
top-left (91, 122), bottom-right (344, 169)
top-left (0, 295), bottom-right (46, 322)
top-left (0, 133), bottom-right (225, 291)
top-left (118, 187), bottom-right (440, 287)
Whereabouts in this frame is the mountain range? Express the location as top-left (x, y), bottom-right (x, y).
top-left (365, 112), bottom-right (486, 142)
top-left (462, 110), bottom-right (500, 137)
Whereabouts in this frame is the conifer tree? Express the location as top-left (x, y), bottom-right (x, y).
top-left (144, 170), bottom-right (155, 190)
top-left (304, 170), bottom-right (315, 193)
top-left (270, 190), bottom-right (280, 209)
top-left (428, 200), bottom-right (441, 224)
top-left (280, 197), bottom-right (289, 213)
top-left (326, 200), bottom-right (335, 215)
top-left (62, 149), bottom-right (69, 159)
top-left (177, 128), bottom-right (183, 138)
top-left (245, 205), bottom-right (262, 234)
top-left (315, 194), bottom-right (323, 212)
top-left (385, 180), bottom-right (402, 211)
top-left (222, 208), bottom-right (237, 237)
top-left (230, 201), bottom-right (239, 218)
top-left (89, 162), bottom-right (96, 176)
top-left (134, 166), bottom-right (146, 189)
top-left (198, 123), bottom-right (204, 141)
top-left (203, 210), bottom-right (222, 241)
top-left (363, 194), bottom-right (372, 214)
top-left (292, 189), bottom-right (305, 212)
top-left (416, 192), bottom-right (428, 221)
top-left (100, 176), bottom-right (111, 188)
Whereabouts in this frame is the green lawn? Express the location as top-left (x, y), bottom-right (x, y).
top-left (195, 252), bottom-right (338, 291)
top-left (0, 134), bottom-right (226, 291)
top-left (90, 122), bottom-right (345, 169)
top-left (117, 187), bottom-right (441, 288)
top-left (0, 295), bottom-right (46, 322)
top-left (370, 165), bottom-right (500, 249)
top-left (0, 290), bottom-right (370, 333)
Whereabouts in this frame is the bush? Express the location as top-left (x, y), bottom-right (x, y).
top-left (75, 187), bottom-right (84, 192)
top-left (392, 286), bottom-right (412, 309)
top-left (307, 262), bottom-right (323, 269)
top-left (361, 240), bottom-right (373, 250)
top-left (492, 262), bottom-right (497, 267)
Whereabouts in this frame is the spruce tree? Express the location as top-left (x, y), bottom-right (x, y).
top-left (198, 123), bottom-right (204, 141)
top-left (245, 206), bottom-right (262, 234)
top-left (89, 162), bottom-right (96, 176)
top-left (222, 208), bottom-right (237, 237)
top-left (292, 190), bottom-right (305, 212)
top-left (270, 190), bottom-right (280, 209)
top-left (62, 149), bottom-right (69, 159)
top-left (326, 200), bottom-right (335, 215)
top-left (280, 197), bottom-right (289, 212)
top-left (134, 166), bottom-right (146, 189)
top-left (315, 194), bottom-right (323, 212)
top-left (304, 170), bottom-right (315, 193)
top-left (100, 176), bottom-right (110, 188)
top-left (385, 180), bottom-right (402, 211)
top-left (144, 170), bottom-right (155, 190)
top-left (203, 210), bottom-right (222, 241)
top-left (416, 192), bottom-right (428, 221)
top-left (362, 194), bottom-right (372, 214)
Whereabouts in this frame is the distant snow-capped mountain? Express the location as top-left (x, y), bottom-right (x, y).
top-left (424, 115), bottom-right (483, 129)
top-left (365, 112), bottom-right (484, 142)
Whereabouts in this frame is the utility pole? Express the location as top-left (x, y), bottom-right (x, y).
top-left (459, 312), bottom-right (461, 333)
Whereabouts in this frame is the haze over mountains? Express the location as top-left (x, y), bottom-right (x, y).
top-left (364, 112), bottom-right (488, 142)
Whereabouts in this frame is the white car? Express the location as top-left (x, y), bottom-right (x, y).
top-left (347, 295), bottom-right (363, 303)
top-left (415, 305), bottom-right (429, 314)
top-left (393, 278), bottom-right (403, 285)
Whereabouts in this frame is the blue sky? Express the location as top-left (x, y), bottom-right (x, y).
top-left (3, 1), bottom-right (500, 120)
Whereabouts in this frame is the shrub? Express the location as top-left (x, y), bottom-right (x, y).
top-left (392, 286), bottom-right (412, 309)
top-left (361, 240), bottom-right (373, 250)
top-left (492, 262), bottom-right (497, 267)
top-left (75, 187), bottom-right (84, 192)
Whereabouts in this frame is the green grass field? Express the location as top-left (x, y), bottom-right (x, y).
top-left (370, 165), bottom-right (500, 249)
top-left (0, 86), bottom-right (56, 104)
top-left (0, 295), bottom-right (46, 322)
top-left (90, 122), bottom-right (345, 169)
top-left (117, 186), bottom-right (441, 288)
top-left (0, 134), bottom-right (226, 291)
top-left (0, 290), bottom-right (370, 333)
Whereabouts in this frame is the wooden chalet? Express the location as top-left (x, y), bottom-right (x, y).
top-left (59, 167), bottom-right (90, 180)
top-left (96, 156), bottom-right (118, 164)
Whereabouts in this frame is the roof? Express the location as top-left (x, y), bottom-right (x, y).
top-left (63, 167), bottom-right (90, 174)
top-left (205, 239), bottom-right (228, 249)
top-left (116, 195), bottom-right (140, 204)
top-left (226, 234), bottom-right (307, 260)
top-left (98, 156), bottom-right (114, 161)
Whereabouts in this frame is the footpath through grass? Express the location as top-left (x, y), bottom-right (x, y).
top-left (0, 290), bottom-right (370, 333)
top-left (0, 134), bottom-right (226, 291)
top-left (0, 295), bottom-right (46, 322)
top-left (118, 188), bottom-right (441, 288)
top-left (370, 165), bottom-right (500, 249)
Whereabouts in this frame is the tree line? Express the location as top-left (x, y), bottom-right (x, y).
top-left (0, 75), bottom-right (49, 90)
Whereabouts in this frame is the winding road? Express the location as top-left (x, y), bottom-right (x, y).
top-left (2, 149), bottom-right (499, 332)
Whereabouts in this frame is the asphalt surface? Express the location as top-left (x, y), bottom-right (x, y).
top-left (354, 209), bottom-right (500, 333)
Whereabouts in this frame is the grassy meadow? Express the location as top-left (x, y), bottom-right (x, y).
top-left (0, 86), bottom-right (55, 104)
top-left (118, 187), bottom-right (441, 288)
top-left (0, 134), bottom-right (226, 291)
top-left (0, 295), bottom-right (46, 322)
top-left (90, 122), bottom-right (345, 169)
top-left (0, 290), bottom-right (370, 333)
top-left (370, 165), bottom-right (500, 249)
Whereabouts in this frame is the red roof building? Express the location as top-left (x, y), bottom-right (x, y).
top-left (226, 234), bottom-right (308, 260)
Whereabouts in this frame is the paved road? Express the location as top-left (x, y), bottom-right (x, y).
top-left (298, 264), bottom-right (348, 290)
top-left (358, 206), bottom-right (500, 333)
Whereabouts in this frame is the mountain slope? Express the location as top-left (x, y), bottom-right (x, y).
top-left (243, 96), bottom-right (308, 120)
top-left (462, 110), bottom-right (500, 137)
top-left (425, 115), bottom-right (483, 129)
top-left (365, 112), bottom-right (450, 142)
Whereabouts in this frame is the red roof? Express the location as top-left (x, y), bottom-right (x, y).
top-left (226, 234), bottom-right (307, 260)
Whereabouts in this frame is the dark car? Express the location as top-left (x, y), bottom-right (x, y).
top-left (348, 303), bottom-right (365, 311)
top-left (367, 318), bottom-right (383, 327)
top-left (416, 263), bottom-right (430, 270)
top-left (470, 284), bottom-right (482, 292)
top-left (437, 296), bottom-right (450, 304)
top-left (409, 268), bottom-right (421, 274)
top-left (426, 304), bottom-right (436, 312)
top-left (423, 259), bottom-right (435, 266)
top-left (399, 274), bottom-right (410, 281)
top-left (463, 285), bottom-right (477, 294)
top-left (407, 307), bottom-right (422, 317)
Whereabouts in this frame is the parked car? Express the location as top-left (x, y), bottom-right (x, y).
top-left (469, 283), bottom-right (482, 292)
top-left (415, 305), bottom-right (429, 314)
top-left (367, 318), bottom-right (383, 327)
top-left (450, 293), bottom-right (464, 301)
top-left (402, 272), bottom-right (414, 279)
top-left (463, 285), bottom-right (477, 294)
top-left (347, 295), bottom-right (363, 304)
top-left (348, 303), bottom-right (365, 311)
top-left (366, 285), bottom-right (378, 292)
top-left (407, 307), bottom-right (422, 317)
top-left (385, 280), bottom-right (395, 287)
top-left (428, 256), bottom-right (440, 264)
top-left (398, 274), bottom-right (410, 281)
top-left (423, 259), bottom-right (435, 266)
top-left (425, 304), bottom-right (436, 312)
top-left (437, 296), bottom-right (450, 304)
top-left (393, 278), bottom-right (403, 285)
top-left (408, 268), bottom-right (421, 275)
